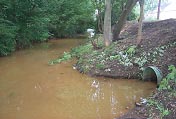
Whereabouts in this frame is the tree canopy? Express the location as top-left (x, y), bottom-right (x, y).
top-left (0, 0), bottom-right (94, 56)
top-left (0, 0), bottom-right (160, 56)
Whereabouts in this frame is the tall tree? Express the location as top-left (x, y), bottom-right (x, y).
top-left (112, 0), bottom-right (138, 41)
top-left (48, 0), bottom-right (94, 38)
top-left (0, 0), bottom-right (94, 56)
top-left (157, 0), bottom-right (161, 20)
top-left (92, 0), bottom-right (104, 33)
top-left (103, 0), bottom-right (112, 46)
top-left (0, 0), bottom-right (50, 55)
top-left (137, 0), bottom-right (144, 46)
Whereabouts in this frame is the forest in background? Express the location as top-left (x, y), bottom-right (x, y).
top-left (0, 0), bottom-right (159, 56)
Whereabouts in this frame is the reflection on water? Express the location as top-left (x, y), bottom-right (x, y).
top-left (0, 39), bottom-right (156, 119)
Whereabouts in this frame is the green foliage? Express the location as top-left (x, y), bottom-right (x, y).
top-left (0, 0), bottom-right (142, 56)
top-left (97, 41), bottom-right (176, 75)
top-left (167, 65), bottom-right (176, 80)
top-left (107, 45), bottom-right (136, 67)
top-left (48, 0), bottom-right (95, 38)
top-left (127, 7), bottom-right (138, 21)
top-left (48, 42), bottom-right (93, 65)
top-left (109, 54), bottom-right (120, 60)
top-left (88, 34), bottom-right (105, 49)
top-left (48, 52), bottom-right (72, 65)
top-left (96, 63), bottom-right (105, 69)
top-left (148, 99), bottom-right (170, 118)
top-left (0, 0), bottom-right (50, 55)
top-left (0, 19), bottom-right (17, 56)
top-left (126, 45), bottom-right (136, 56)
top-left (71, 43), bottom-right (93, 58)
top-left (134, 56), bottom-right (147, 67)
top-left (158, 78), bottom-right (170, 90)
top-left (159, 65), bottom-right (176, 90)
top-left (0, 0), bottom-right (95, 56)
top-left (133, 42), bottom-right (175, 71)
top-left (112, 0), bottom-right (137, 25)
top-left (11, 0), bottom-right (50, 48)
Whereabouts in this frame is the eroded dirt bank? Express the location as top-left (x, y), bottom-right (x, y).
top-left (78, 19), bottom-right (176, 79)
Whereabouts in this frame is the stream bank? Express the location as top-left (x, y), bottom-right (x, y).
top-left (76, 19), bottom-right (176, 79)
top-left (0, 39), bottom-right (157, 119)
top-left (74, 19), bottom-right (176, 119)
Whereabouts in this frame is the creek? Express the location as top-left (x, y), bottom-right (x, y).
top-left (0, 39), bottom-right (156, 119)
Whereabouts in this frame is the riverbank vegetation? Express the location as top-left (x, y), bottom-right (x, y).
top-left (1, 0), bottom-right (175, 118)
top-left (118, 65), bottom-right (176, 119)
top-left (50, 19), bottom-right (176, 78)
top-left (49, 19), bottom-right (176, 119)
top-left (0, 0), bottom-right (94, 56)
top-left (0, 0), bottom-right (160, 56)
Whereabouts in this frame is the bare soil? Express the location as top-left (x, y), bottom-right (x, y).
top-left (112, 19), bottom-right (176, 119)
top-left (88, 19), bottom-right (176, 79)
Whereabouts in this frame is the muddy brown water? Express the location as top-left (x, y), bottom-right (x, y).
top-left (0, 39), bottom-right (156, 119)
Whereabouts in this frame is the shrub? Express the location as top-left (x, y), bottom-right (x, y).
top-left (159, 65), bottom-right (176, 90)
top-left (0, 19), bottom-right (17, 56)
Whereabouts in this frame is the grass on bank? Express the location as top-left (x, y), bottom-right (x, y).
top-left (147, 65), bottom-right (176, 118)
top-left (48, 41), bottom-right (94, 65)
top-left (48, 37), bottom-right (176, 119)
top-left (48, 37), bottom-right (176, 75)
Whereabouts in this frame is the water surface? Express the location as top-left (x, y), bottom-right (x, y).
top-left (0, 39), bottom-right (156, 119)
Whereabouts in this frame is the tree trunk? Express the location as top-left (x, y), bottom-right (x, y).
top-left (103, 0), bottom-right (112, 46)
top-left (157, 0), bottom-right (161, 20)
top-left (137, 0), bottom-right (144, 46)
top-left (98, 11), bottom-right (103, 33)
top-left (93, 0), bottom-right (104, 33)
top-left (97, 2), bottom-right (104, 33)
top-left (112, 0), bottom-right (138, 41)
